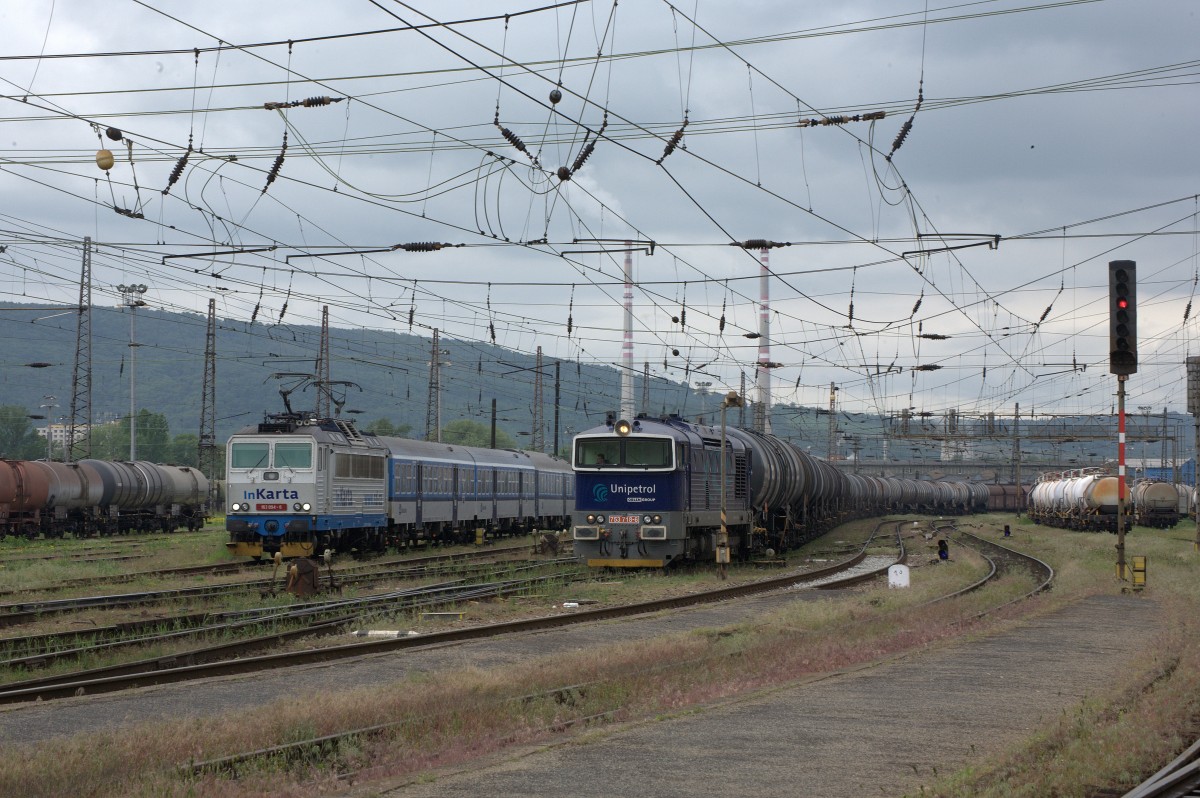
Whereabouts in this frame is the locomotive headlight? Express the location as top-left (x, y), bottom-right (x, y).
top-left (230, 502), bottom-right (243, 512)
top-left (301, 502), bottom-right (311, 511)
top-left (643, 515), bottom-right (652, 524)
top-left (614, 419), bottom-right (632, 436)
top-left (586, 514), bottom-right (596, 524)
top-left (293, 502), bottom-right (302, 511)
top-left (597, 515), bottom-right (606, 524)
top-left (652, 514), bottom-right (661, 524)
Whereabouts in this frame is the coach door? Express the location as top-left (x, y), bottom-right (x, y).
top-left (414, 462), bottom-right (423, 525)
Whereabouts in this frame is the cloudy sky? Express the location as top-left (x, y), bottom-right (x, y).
top-left (1, 0), bottom-right (1197, 426)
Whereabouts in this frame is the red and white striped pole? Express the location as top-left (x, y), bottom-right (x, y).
top-left (1116, 374), bottom-right (1127, 579)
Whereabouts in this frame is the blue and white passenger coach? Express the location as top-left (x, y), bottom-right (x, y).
top-left (571, 416), bottom-right (752, 568)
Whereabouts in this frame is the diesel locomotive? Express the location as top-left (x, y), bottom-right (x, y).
top-left (570, 415), bottom-right (990, 569)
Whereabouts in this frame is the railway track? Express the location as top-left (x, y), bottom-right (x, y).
top-left (0, 521), bottom-right (909, 705)
top-left (0, 557), bottom-right (580, 669)
top-left (0, 542), bottom-right (535, 597)
top-left (0, 565), bottom-right (587, 703)
top-left (0, 544), bottom-right (535, 626)
top-left (182, 519), bottom-right (1057, 783)
top-left (1120, 737), bottom-right (1200, 797)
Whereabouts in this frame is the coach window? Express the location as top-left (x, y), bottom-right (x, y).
top-left (275, 442), bottom-right (314, 469)
top-left (231, 442), bottom-right (269, 469)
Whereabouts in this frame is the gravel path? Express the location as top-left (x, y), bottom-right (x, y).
top-left (348, 593), bottom-right (1160, 798)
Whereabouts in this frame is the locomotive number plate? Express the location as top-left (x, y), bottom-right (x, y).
top-left (257, 503), bottom-right (287, 511)
top-left (607, 514), bottom-right (640, 524)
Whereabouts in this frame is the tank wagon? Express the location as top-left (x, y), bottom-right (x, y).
top-left (570, 415), bottom-right (990, 569)
top-left (0, 458), bottom-right (208, 539)
top-left (1129, 479), bottom-right (1183, 528)
top-left (1028, 468), bottom-right (1125, 531)
top-left (225, 415), bottom-right (573, 560)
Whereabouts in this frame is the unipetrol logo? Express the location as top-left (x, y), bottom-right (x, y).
top-left (593, 483), bottom-right (659, 503)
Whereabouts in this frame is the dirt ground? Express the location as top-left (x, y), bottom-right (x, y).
top-left (341, 593), bottom-right (1160, 798)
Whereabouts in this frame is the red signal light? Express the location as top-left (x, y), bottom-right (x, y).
top-left (1117, 298), bottom-right (1129, 309)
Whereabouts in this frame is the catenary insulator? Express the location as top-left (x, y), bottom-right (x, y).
top-left (656, 120), bottom-right (688, 165)
top-left (96, 149), bottom-right (115, 171)
top-left (105, 127), bottom-right (123, 141)
top-left (497, 125), bottom-right (533, 161)
top-left (731, 239), bottom-right (789, 250)
top-left (262, 133), bottom-right (288, 193)
top-left (571, 140), bottom-right (596, 173)
top-left (163, 148), bottom-right (191, 194)
top-left (399, 242), bottom-right (446, 252)
top-left (549, 88), bottom-right (562, 104)
top-left (557, 166), bottom-right (571, 181)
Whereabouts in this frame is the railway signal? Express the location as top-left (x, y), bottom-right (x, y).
top-left (1108, 260), bottom-right (1137, 376)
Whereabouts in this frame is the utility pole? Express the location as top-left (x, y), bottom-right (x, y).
top-left (316, 305), bottom-right (331, 418)
top-left (641, 362), bottom-right (650, 415)
top-left (738, 371), bottom-right (746, 428)
top-left (1187, 356), bottom-right (1200, 550)
top-left (620, 244), bottom-right (635, 422)
top-left (1013, 403), bottom-right (1022, 515)
top-left (1162, 406), bottom-right (1168, 479)
top-left (68, 237), bottom-right (93, 462)
top-left (39, 396), bottom-right (58, 460)
top-left (755, 246), bottom-right (772, 434)
top-left (554, 360), bottom-right (561, 456)
top-left (532, 346), bottom-right (544, 453)
top-left (426, 328), bottom-right (441, 442)
top-left (118, 283), bottom-right (149, 460)
top-left (827, 382), bottom-right (838, 460)
top-left (199, 298), bottom-right (218, 497)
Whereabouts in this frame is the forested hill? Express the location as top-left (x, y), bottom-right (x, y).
top-left (0, 301), bottom-right (738, 451)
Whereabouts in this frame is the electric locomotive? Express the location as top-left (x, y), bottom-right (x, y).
top-left (226, 416), bottom-right (387, 558)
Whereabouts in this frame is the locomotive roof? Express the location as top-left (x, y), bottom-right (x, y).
top-left (232, 417), bottom-right (384, 449)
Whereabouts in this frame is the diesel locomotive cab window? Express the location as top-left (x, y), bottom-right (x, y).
top-left (274, 442), bottom-right (313, 469)
top-left (231, 442), bottom-right (269, 469)
top-left (624, 438), bottom-right (671, 467)
top-left (576, 440), bottom-right (621, 466)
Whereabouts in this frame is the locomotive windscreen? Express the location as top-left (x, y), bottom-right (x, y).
top-left (575, 437), bottom-right (672, 468)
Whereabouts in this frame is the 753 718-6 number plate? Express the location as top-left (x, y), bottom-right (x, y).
top-left (607, 514), bottom-right (641, 524)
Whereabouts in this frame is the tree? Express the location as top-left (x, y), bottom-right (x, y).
top-left (170, 433), bottom-right (200, 467)
top-left (86, 409), bottom-right (171, 461)
top-left (136, 410), bottom-right (171, 463)
top-left (0, 405), bottom-right (48, 459)
top-left (85, 420), bottom-right (128, 461)
top-left (363, 418), bottom-right (413, 438)
top-left (440, 419), bottom-right (515, 449)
